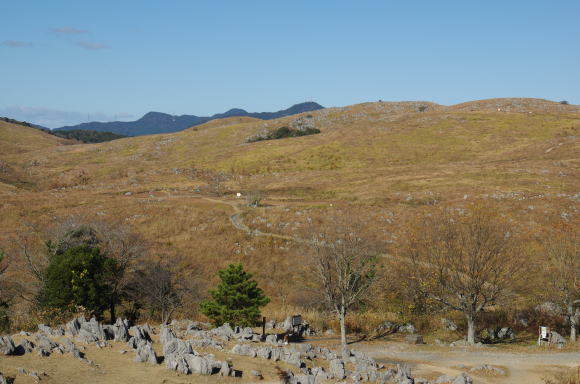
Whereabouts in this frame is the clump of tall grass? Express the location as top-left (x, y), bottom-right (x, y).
top-left (543, 367), bottom-right (580, 384)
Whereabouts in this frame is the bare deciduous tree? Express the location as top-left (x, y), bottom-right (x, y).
top-left (545, 224), bottom-right (579, 342)
top-left (404, 207), bottom-right (520, 345)
top-left (208, 171), bottom-right (230, 197)
top-left (0, 249), bottom-right (9, 329)
top-left (130, 258), bottom-right (200, 325)
top-left (93, 222), bottom-right (145, 322)
top-left (310, 216), bottom-right (378, 357)
top-left (11, 222), bottom-right (49, 301)
top-left (0, 249), bottom-right (9, 300)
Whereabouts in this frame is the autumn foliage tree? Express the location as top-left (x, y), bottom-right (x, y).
top-left (404, 207), bottom-right (520, 345)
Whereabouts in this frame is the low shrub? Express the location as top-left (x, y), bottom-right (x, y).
top-left (247, 126), bottom-right (320, 142)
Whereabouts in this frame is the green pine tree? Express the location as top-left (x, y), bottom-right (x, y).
top-left (199, 264), bottom-right (270, 327)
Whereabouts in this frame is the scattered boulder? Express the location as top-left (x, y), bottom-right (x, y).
top-left (281, 350), bottom-right (303, 368)
top-left (238, 327), bottom-right (254, 340)
top-left (60, 337), bottom-right (84, 359)
top-left (396, 323), bottom-right (417, 334)
top-left (549, 331), bottom-right (566, 346)
top-left (36, 347), bottom-right (51, 357)
top-left (78, 329), bottom-right (99, 344)
top-left (449, 339), bottom-right (470, 347)
top-left (406, 334), bottom-right (424, 344)
top-left (231, 343), bottom-right (257, 357)
top-left (251, 370), bottom-right (263, 380)
top-left (187, 321), bottom-right (210, 331)
top-left (165, 353), bottom-right (190, 374)
top-left (218, 361), bottom-right (231, 376)
top-left (265, 334), bottom-right (280, 346)
top-left (470, 364), bottom-right (506, 375)
top-left (480, 327), bottom-right (515, 343)
top-left (142, 323), bottom-right (154, 336)
top-left (127, 325), bottom-right (152, 349)
top-left (184, 354), bottom-right (212, 375)
top-left (210, 323), bottom-right (235, 340)
top-left (65, 317), bottom-right (85, 336)
top-left (38, 324), bottom-right (64, 337)
top-left (375, 321), bottom-right (394, 334)
top-left (436, 373), bottom-right (473, 384)
top-left (112, 318), bottom-right (130, 342)
top-left (395, 364), bottom-right (414, 384)
top-left (310, 367), bottom-right (329, 380)
top-left (0, 336), bottom-right (16, 355)
top-left (134, 343), bottom-right (158, 364)
top-left (83, 317), bottom-right (107, 340)
top-left (17, 368), bottom-right (45, 381)
top-left (375, 321), bottom-right (417, 335)
top-left (163, 338), bottom-right (193, 356)
top-left (441, 318), bottom-right (458, 331)
top-left (96, 341), bottom-right (110, 349)
top-left (257, 346), bottom-right (272, 359)
top-left (130, 325), bottom-right (151, 343)
top-left (15, 339), bottom-right (35, 355)
top-left (34, 333), bottom-right (59, 352)
top-left (188, 337), bottom-right (223, 350)
top-left (329, 359), bottom-right (345, 379)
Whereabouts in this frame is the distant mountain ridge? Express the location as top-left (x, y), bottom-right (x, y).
top-left (54, 102), bottom-right (324, 136)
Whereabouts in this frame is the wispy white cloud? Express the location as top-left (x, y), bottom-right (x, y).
top-left (51, 27), bottom-right (88, 35)
top-left (77, 40), bottom-right (110, 50)
top-left (1, 40), bottom-right (34, 48)
top-left (0, 106), bottom-right (133, 128)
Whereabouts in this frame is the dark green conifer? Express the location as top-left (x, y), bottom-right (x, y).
top-left (199, 264), bottom-right (269, 327)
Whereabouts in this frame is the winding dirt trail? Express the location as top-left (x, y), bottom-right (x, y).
top-left (214, 196), bottom-right (580, 383)
top-left (158, 192), bottom-right (580, 383)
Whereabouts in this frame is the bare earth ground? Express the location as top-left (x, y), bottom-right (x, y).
top-left (351, 341), bottom-right (580, 384)
top-left (1, 334), bottom-right (578, 384)
top-left (0, 332), bottom-right (299, 384)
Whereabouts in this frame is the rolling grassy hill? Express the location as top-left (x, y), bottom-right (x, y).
top-left (3, 98), bottom-right (577, 198)
top-left (0, 119), bottom-right (73, 155)
top-left (0, 97), bottom-right (578, 313)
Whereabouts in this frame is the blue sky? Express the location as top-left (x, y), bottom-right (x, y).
top-left (1, 0), bottom-right (579, 128)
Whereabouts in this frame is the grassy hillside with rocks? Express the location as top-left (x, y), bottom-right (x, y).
top-left (0, 98), bottom-right (578, 350)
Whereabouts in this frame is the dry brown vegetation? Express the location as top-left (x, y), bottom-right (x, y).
top-left (543, 367), bottom-right (580, 384)
top-left (0, 98), bottom-right (578, 341)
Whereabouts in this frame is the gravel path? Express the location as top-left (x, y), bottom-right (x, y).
top-left (355, 342), bottom-right (580, 384)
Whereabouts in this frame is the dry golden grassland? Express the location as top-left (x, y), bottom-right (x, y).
top-left (0, 97), bottom-right (578, 330)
